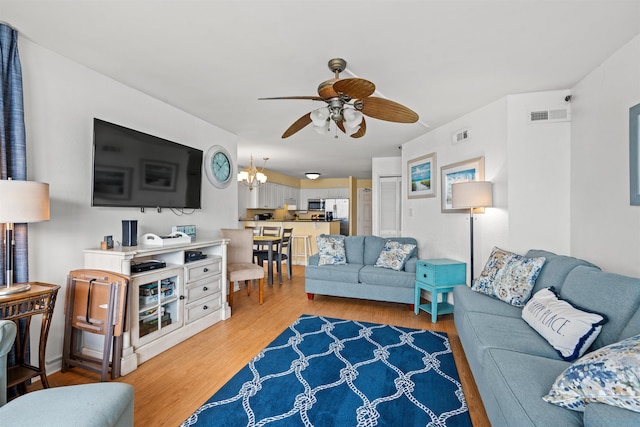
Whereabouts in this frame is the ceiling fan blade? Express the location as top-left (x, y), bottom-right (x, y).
top-left (350, 117), bottom-right (366, 138)
top-left (359, 96), bottom-right (419, 123)
top-left (336, 121), bottom-right (346, 134)
top-left (259, 96), bottom-right (325, 101)
top-left (332, 78), bottom-right (376, 99)
top-left (281, 113), bottom-right (312, 138)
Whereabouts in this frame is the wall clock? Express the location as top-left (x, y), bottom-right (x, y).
top-left (204, 145), bottom-right (233, 189)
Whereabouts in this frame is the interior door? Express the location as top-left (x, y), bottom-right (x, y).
top-left (378, 176), bottom-right (401, 237)
top-left (357, 188), bottom-right (372, 235)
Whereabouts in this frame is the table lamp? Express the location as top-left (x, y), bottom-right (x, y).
top-left (451, 181), bottom-right (492, 280)
top-left (0, 179), bottom-right (50, 295)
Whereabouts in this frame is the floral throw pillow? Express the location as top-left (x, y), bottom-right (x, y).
top-left (471, 246), bottom-right (546, 307)
top-left (543, 334), bottom-right (640, 413)
top-left (316, 234), bottom-right (346, 265)
top-left (374, 240), bottom-right (417, 271)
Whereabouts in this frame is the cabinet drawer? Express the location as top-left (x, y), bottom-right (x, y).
top-left (185, 293), bottom-right (222, 324)
top-left (416, 260), bottom-right (466, 287)
top-left (185, 258), bottom-right (221, 282)
top-left (184, 276), bottom-right (222, 303)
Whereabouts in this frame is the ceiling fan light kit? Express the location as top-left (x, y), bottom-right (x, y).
top-left (259, 58), bottom-right (419, 139)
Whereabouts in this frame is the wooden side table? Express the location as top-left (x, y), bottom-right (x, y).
top-left (414, 259), bottom-right (466, 322)
top-left (0, 282), bottom-right (60, 395)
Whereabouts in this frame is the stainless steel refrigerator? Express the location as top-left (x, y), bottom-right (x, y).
top-left (325, 198), bottom-right (349, 235)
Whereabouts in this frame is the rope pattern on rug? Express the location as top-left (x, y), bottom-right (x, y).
top-left (180, 315), bottom-right (470, 427)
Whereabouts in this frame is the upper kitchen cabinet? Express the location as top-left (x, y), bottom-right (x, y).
top-left (256, 182), bottom-right (299, 209)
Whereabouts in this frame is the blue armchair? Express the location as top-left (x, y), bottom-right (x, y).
top-left (0, 320), bottom-right (134, 426)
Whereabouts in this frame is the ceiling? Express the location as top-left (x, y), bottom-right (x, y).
top-left (2, 1), bottom-right (639, 179)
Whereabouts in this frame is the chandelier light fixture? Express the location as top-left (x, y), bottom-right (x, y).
top-left (238, 154), bottom-right (268, 191)
top-left (305, 172), bottom-right (321, 180)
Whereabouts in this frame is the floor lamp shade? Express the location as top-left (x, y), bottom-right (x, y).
top-left (451, 181), bottom-right (493, 209)
top-left (0, 180), bottom-right (50, 295)
top-left (451, 181), bottom-right (492, 283)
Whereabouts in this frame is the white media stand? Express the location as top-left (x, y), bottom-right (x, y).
top-left (84, 238), bottom-right (230, 375)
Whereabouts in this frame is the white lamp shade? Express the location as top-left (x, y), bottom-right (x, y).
top-left (0, 180), bottom-right (50, 223)
top-left (310, 107), bottom-right (330, 127)
top-left (451, 181), bottom-right (493, 208)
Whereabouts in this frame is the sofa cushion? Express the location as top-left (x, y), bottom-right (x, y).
top-left (374, 240), bottom-right (417, 271)
top-left (344, 235), bottom-right (365, 264)
top-left (363, 236), bottom-right (418, 266)
top-left (453, 285), bottom-right (524, 318)
top-left (460, 311), bottom-right (563, 363)
top-left (471, 247), bottom-right (546, 307)
top-left (316, 234), bottom-right (346, 265)
top-left (358, 265), bottom-right (415, 288)
top-left (522, 287), bottom-right (607, 361)
top-left (525, 249), bottom-right (600, 294)
top-left (560, 266), bottom-right (640, 350)
top-left (304, 263), bottom-right (363, 283)
top-left (482, 348), bottom-right (582, 427)
top-left (543, 333), bottom-right (640, 413)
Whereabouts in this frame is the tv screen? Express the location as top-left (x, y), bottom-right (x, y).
top-left (92, 118), bottom-right (203, 209)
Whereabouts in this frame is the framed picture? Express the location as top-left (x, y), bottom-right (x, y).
top-left (408, 152), bottom-right (437, 199)
top-left (440, 156), bottom-right (485, 212)
top-left (141, 160), bottom-right (178, 191)
top-left (630, 102), bottom-right (640, 206)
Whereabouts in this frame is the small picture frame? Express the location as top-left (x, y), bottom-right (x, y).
top-left (630, 102), bottom-right (640, 206)
top-left (440, 156), bottom-right (485, 213)
top-left (104, 235), bottom-right (114, 249)
top-left (407, 152), bottom-right (437, 199)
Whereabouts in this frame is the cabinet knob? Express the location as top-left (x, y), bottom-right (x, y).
top-left (423, 273), bottom-right (428, 278)
top-left (203, 268), bottom-right (209, 272)
top-left (179, 295), bottom-right (185, 300)
top-left (203, 286), bottom-right (208, 291)
top-left (203, 305), bottom-right (208, 310)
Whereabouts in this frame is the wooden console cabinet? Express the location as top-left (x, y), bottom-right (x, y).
top-left (83, 239), bottom-right (229, 375)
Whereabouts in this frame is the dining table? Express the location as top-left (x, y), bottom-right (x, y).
top-left (253, 235), bottom-right (282, 285)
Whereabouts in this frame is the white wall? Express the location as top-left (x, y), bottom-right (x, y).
top-left (402, 90), bottom-right (572, 281)
top-left (19, 38), bottom-right (239, 372)
top-left (570, 34), bottom-right (640, 276)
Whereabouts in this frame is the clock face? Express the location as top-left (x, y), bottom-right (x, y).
top-left (205, 145), bottom-right (233, 188)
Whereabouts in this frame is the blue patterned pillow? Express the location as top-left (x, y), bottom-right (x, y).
top-left (471, 246), bottom-right (546, 307)
top-left (374, 240), bottom-right (417, 271)
top-left (316, 234), bottom-right (346, 265)
top-left (543, 334), bottom-right (640, 413)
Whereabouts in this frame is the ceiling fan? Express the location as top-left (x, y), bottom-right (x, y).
top-left (259, 58), bottom-right (419, 139)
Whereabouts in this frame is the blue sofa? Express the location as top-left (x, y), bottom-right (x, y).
top-left (305, 235), bottom-right (418, 304)
top-left (454, 249), bottom-right (640, 427)
top-left (0, 320), bottom-right (134, 426)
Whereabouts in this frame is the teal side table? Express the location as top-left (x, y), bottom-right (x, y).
top-left (414, 258), bottom-right (466, 322)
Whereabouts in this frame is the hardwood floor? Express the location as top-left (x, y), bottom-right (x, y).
top-left (36, 265), bottom-right (490, 426)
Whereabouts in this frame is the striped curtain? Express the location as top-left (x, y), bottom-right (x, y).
top-left (0, 23), bottom-right (30, 396)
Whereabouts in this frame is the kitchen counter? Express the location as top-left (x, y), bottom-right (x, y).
top-left (238, 219), bottom-right (341, 263)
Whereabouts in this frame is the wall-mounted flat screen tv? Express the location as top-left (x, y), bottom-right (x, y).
top-left (92, 118), bottom-right (203, 209)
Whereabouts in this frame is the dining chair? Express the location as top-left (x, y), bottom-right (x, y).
top-left (256, 227), bottom-right (292, 284)
top-left (245, 225), bottom-right (262, 263)
top-left (254, 225), bottom-right (281, 259)
top-left (221, 228), bottom-right (265, 306)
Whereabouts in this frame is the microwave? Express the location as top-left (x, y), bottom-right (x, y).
top-left (307, 199), bottom-right (325, 211)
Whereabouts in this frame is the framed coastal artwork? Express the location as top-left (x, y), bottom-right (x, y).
top-left (630, 102), bottom-right (640, 206)
top-left (440, 156), bottom-right (485, 212)
top-left (407, 152), bottom-right (436, 199)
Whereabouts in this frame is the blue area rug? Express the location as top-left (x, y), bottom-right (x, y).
top-left (180, 315), bottom-right (472, 427)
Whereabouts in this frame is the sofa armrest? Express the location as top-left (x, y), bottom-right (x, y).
top-left (308, 253), bottom-right (319, 266)
top-left (584, 402), bottom-right (640, 427)
top-left (404, 257), bottom-right (417, 274)
top-left (0, 320), bottom-right (18, 406)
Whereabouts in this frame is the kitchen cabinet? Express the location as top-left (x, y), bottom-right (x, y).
top-left (257, 183), bottom-right (299, 209)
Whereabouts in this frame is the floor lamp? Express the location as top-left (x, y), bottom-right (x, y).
top-left (0, 179), bottom-right (50, 296)
top-left (451, 181), bottom-right (492, 281)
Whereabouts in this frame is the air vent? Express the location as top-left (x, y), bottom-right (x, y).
top-left (528, 108), bottom-right (570, 123)
top-left (452, 128), bottom-right (470, 144)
